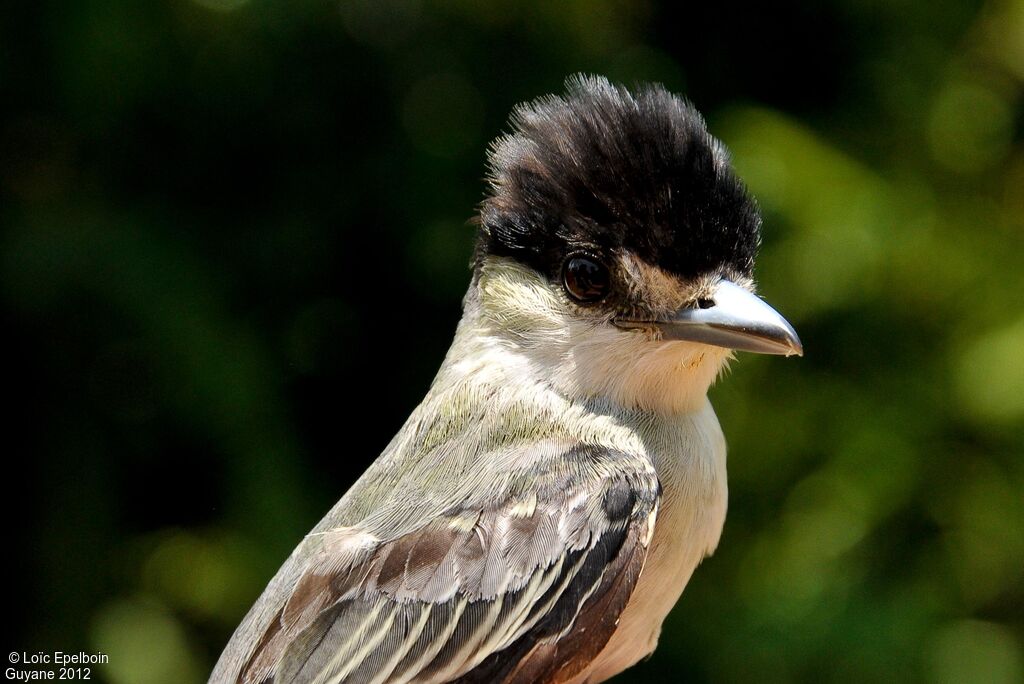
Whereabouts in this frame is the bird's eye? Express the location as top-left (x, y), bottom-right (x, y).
top-left (562, 255), bottom-right (610, 303)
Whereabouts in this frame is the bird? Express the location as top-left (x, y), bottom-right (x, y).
top-left (210, 74), bottom-right (802, 684)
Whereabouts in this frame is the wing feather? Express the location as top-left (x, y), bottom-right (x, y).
top-left (223, 447), bottom-right (659, 684)
top-left (360, 603), bottom-right (433, 684)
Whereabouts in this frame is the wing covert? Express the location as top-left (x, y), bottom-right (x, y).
top-left (234, 449), bottom-right (659, 684)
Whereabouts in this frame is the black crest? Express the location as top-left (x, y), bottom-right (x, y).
top-left (476, 75), bottom-right (761, 282)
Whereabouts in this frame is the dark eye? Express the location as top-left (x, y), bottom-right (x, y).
top-left (562, 255), bottom-right (610, 302)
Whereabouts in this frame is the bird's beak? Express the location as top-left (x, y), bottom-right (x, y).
top-left (616, 280), bottom-right (803, 356)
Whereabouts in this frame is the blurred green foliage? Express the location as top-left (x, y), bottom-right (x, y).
top-left (3, 1), bottom-right (1022, 682)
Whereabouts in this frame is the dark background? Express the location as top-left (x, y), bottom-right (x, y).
top-left (4, 1), bottom-right (1023, 682)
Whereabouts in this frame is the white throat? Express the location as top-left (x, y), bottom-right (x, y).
top-left (441, 258), bottom-right (732, 415)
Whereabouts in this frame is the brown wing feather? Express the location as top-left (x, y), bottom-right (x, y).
top-left (454, 479), bottom-right (656, 684)
top-left (231, 455), bottom-right (659, 684)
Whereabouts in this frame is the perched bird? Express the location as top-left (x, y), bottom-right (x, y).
top-left (211, 75), bottom-right (802, 684)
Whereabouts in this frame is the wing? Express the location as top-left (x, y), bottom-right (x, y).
top-left (231, 446), bottom-right (659, 684)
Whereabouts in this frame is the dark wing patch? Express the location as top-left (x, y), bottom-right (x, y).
top-left (454, 493), bottom-right (650, 684)
top-left (236, 463), bottom-right (658, 684)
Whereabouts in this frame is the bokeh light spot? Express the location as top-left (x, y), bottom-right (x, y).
top-left (90, 596), bottom-right (203, 684)
top-left (141, 529), bottom-right (264, 622)
top-left (927, 77), bottom-right (1014, 174)
top-left (928, 620), bottom-right (1024, 684)
top-left (941, 460), bottom-right (1024, 606)
top-left (955, 316), bottom-right (1024, 425)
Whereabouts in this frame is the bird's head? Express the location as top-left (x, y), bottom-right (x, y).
top-left (468, 75), bottom-right (801, 414)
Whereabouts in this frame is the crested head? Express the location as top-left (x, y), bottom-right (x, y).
top-left (476, 74), bottom-right (761, 287)
top-left (448, 76), bottom-right (792, 415)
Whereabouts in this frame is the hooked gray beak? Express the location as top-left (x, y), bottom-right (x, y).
top-left (615, 280), bottom-right (803, 356)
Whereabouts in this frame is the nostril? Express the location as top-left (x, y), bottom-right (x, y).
top-left (696, 297), bottom-right (715, 309)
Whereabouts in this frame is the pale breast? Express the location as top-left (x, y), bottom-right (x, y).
top-left (570, 400), bottom-right (728, 684)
